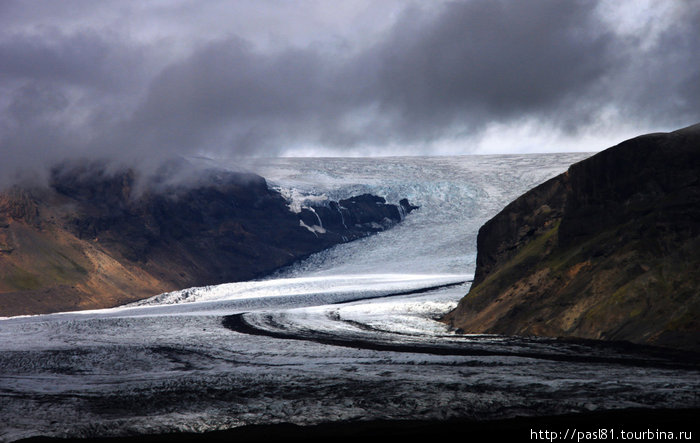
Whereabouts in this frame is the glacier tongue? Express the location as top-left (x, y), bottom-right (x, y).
top-left (255, 154), bottom-right (589, 277)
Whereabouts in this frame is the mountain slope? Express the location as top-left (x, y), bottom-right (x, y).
top-left (444, 124), bottom-right (700, 351)
top-left (0, 163), bottom-right (416, 316)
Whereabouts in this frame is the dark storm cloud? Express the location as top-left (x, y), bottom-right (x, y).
top-left (1, 0), bottom-right (699, 186)
top-left (619, 2), bottom-right (700, 124)
top-left (366, 0), bottom-right (614, 139)
top-left (110, 0), bottom-right (613, 155)
top-left (0, 27), bottom-right (151, 185)
top-left (118, 39), bottom-right (334, 157)
top-left (0, 30), bottom-right (143, 91)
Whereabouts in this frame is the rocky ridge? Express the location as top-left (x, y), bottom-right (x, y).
top-left (0, 162), bottom-right (417, 316)
top-left (444, 124), bottom-right (700, 351)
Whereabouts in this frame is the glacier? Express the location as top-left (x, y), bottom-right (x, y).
top-left (1, 154), bottom-right (698, 442)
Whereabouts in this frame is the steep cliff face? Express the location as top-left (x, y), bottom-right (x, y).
top-left (0, 163), bottom-right (416, 316)
top-left (444, 124), bottom-right (700, 351)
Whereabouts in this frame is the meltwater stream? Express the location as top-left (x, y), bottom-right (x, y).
top-left (1, 154), bottom-right (698, 441)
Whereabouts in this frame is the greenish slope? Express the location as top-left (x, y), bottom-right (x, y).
top-left (444, 124), bottom-right (700, 351)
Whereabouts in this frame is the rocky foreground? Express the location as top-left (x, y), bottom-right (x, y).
top-left (444, 124), bottom-right (700, 352)
top-left (0, 161), bottom-right (416, 316)
top-left (16, 408), bottom-right (699, 442)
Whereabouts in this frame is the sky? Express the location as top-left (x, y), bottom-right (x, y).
top-left (1, 0), bottom-right (699, 185)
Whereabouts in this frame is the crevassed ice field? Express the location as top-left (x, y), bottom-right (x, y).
top-left (1, 154), bottom-right (698, 442)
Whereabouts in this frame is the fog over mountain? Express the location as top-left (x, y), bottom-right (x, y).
top-left (1, 0), bottom-right (699, 185)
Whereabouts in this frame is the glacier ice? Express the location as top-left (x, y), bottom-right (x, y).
top-left (2, 154), bottom-right (698, 442)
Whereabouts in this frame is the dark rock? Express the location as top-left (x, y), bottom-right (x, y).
top-left (472, 174), bottom-right (569, 287)
top-left (0, 162), bottom-right (416, 316)
top-left (400, 198), bottom-right (420, 215)
top-left (444, 123), bottom-right (700, 352)
top-left (300, 193), bottom-right (418, 243)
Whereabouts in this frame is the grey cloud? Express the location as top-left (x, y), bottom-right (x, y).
top-left (0, 30), bottom-right (148, 93)
top-left (110, 39), bottom-right (336, 161)
top-left (126, 1), bottom-right (614, 151)
top-left (113, 1), bottom-right (615, 155)
top-left (624, 3), bottom-right (700, 125)
top-left (0, 28), bottom-right (152, 186)
top-left (1, 0), bottom-right (699, 187)
top-left (367, 0), bottom-right (614, 139)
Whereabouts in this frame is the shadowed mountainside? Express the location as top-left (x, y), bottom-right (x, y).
top-left (444, 124), bottom-right (700, 351)
top-left (0, 162), bottom-right (416, 316)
